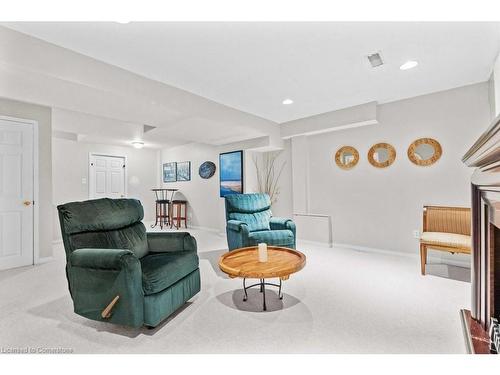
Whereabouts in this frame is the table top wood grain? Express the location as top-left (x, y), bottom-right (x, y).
top-left (218, 246), bottom-right (306, 279)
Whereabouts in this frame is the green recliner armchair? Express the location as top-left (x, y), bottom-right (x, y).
top-left (57, 198), bottom-right (200, 328)
top-left (225, 193), bottom-right (296, 250)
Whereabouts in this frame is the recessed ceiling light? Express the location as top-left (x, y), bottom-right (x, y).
top-left (115, 20), bottom-right (131, 24)
top-left (131, 141), bottom-right (144, 149)
top-left (400, 60), bottom-right (419, 70)
top-left (282, 99), bottom-right (294, 105)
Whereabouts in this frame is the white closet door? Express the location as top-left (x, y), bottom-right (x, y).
top-left (89, 154), bottom-right (126, 199)
top-left (0, 119), bottom-right (34, 270)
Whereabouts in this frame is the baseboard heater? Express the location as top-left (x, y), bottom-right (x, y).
top-left (293, 213), bottom-right (333, 247)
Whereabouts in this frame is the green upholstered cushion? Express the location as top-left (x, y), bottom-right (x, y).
top-left (68, 249), bottom-right (145, 328)
top-left (143, 269), bottom-right (200, 327)
top-left (226, 220), bottom-right (248, 232)
top-left (70, 248), bottom-right (137, 270)
top-left (58, 198), bottom-right (144, 234)
top-left (269, 217), bottom-right (295, 229)
top-left (248, 229), bottom-right (295, 247)
top-left (140, 251), bottom-right (199, 295)
top-left (225, 193), bottom-right (271, 215)
top-left (69, 222), bottom-right (149, 259)
top-left (147, 232), bottom-right (197, 253)
top-left (228, 211), bottom-right (271, 232)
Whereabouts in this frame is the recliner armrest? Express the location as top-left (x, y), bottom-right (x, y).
top-left (147, 232), bottom-right (197, 253)
top-left (227, 220), bottom-right (249, 233)
top-left (68, 247), bottom-right (144, 328)
top-left (70, 248), bottom-right (138, 270)
top-left (269, 217), bottom-right (296, 232)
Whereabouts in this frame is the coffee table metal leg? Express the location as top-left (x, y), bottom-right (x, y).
top-left (261, 279), bottom-right (267, 311)
top-left (242, 278), bottom-right (283, 311)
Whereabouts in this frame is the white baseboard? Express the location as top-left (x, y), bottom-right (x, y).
top-left (189, 225), bottom-right (221, 233)
top-left (334, 242), bottom-right (415, 258)
top-left (334, 242), bottom-right (471, 269)
top-left (36, 256), bottom-right (54, 265)
top-left (298, 239), bottom-right (333, 248)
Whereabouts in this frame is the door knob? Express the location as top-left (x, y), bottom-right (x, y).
top-left (23, 200), bottom-right (32, 206)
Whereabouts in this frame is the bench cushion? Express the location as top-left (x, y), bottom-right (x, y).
top-left (420, 231), bottom-right (471, 250)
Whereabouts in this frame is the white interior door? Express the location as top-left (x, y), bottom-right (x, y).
top-left (89, 154), bottom-right (126, 199)
top-left (0, 119), bottom-right (34, 270)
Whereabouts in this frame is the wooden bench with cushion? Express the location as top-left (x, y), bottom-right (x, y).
top-left (420, 205), bottom-right (471, 275)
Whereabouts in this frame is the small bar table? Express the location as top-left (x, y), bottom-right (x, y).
top-left (151, 188), bottom-right (178, 229)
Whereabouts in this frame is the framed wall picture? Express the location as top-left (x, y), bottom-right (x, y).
top-left (163, 162), bottom-right (177, 183)
top-left (219, 150), bottom-right (243, 197)
top-left (176, 161), bottom-right (191, 181)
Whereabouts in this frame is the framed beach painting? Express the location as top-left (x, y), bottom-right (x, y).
top-left (163, 162), bottom-right (177, 183)
top-left (176, 161), bottom-right (191, 181)
top-left (219, 150), bottom-right (243, 197)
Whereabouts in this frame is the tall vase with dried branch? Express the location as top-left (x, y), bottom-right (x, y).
top-left (253, 151), bottom-right (286, 205)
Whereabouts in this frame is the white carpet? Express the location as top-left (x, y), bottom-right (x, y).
top-left (0, 228), bottom-right (470, 353)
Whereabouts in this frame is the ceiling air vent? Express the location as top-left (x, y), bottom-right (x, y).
top-left (367, 52), bottom-right (384, 68)
top-left (143, 124), bottom-right (156, 133)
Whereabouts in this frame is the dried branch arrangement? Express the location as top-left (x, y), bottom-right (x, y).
top-left (253, 151), bottom-right (286, 205)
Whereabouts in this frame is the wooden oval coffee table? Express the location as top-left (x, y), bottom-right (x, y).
top-left (219, 246), bottom-right (306, 311)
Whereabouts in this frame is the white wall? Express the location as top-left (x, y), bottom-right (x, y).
top-left (280, 82), bottom-right (490, 259)
top-left (160, 143), bottom-right (222, 231)
top-left (159, 142), bottom-right (291, 232)
top-left (493, 52), bottom-right (500, 117)
top-left (52, 138), bottom-right (158, 240)
top-left (0, 97), bottom-right (53, 259)
top-left (268, 140), bottom-right (293, 219)
top-left (290, 136), bottom-right (310, 214)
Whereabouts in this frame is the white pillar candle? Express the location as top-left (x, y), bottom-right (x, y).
top-left (258, 243), bottom-right (268, 262)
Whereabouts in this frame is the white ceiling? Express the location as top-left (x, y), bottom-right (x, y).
top-left (4, 22), bottom-right (500, 123)
top-left (0, 25), bottom-right (281, 150)
top-left (51, 108), bottom-right (191, 149)
top-left (51, 106), bottom-right (269, 149)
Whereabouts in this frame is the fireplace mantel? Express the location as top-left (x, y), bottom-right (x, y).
top-left (462, 114), bottom-right (500, 354)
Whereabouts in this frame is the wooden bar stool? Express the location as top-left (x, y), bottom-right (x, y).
top-left (171, 200), bottom-right (187, 229)
top-left (151, 189), bottom-right (172, 229)
top-left (155, 199), bottom-right (170, 229)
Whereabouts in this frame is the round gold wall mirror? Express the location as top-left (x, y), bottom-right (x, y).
top-left (407, 138), bottom-right (442, 166)
top-left (335, 146), bottom-right (359, 170)
top-left (368, 143), bottom-right (396, 168)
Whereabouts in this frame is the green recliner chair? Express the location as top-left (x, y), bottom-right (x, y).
top-left (57, 198), bottom-right (200, 328)
top-left (225, 193), bottom-right (296, 250)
